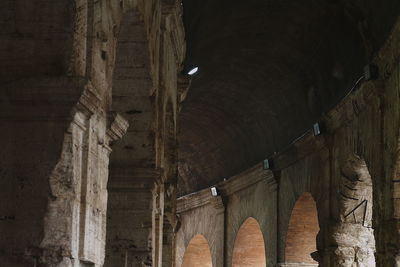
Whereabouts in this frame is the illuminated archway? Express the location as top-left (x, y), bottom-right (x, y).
top-left (182, 234), bottom-right (213, 267)
top-left (285, 192), bottom-right (319, 264)
top-left (232, 217), bottom-right (266, 267)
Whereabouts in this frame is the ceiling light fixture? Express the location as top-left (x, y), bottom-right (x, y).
top-left (187, 67), bottom-right (198, 75)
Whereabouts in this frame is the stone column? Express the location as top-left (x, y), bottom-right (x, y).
top-left (105, 168), bottom-right (159, 267)
top-left (391, 139), bottom-right (400, 266)
top-left (150, 0), bottom-right (186, 265)
top-left (151, 180), bottom-right (179, 267)
top-left (330, 154), bottom-right (375, 266)
top-left (39, 89), bottom-right (128, 267)
top-left (152, 181), bottom-right (165, 267)
top-left (0, 80), bottom-right (128, 267)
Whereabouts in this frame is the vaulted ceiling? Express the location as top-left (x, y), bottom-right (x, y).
top-left (178, 0), bottom-right (400, 195)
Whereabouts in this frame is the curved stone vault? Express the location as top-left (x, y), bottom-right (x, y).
top-left (178, 0), bottom-right (400, 195)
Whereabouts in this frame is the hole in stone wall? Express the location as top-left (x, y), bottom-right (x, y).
top-left (232, 217), bottom-right (266, 267)
top-left (182, 234), bottom-right (213, 267)
top-left (285, 192), bottom-right (319, 265)
top-left (101, 50), bottom-right (107, 60)
top-left (125, 109), bottom-right (142, 115)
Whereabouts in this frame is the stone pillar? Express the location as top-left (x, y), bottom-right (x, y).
top-left (105, 168), bottom-right (159, 267)
top-left (149, 0), bottom-right (186, 265)
top-left (163, 182), bottom-right (179, 267)
top-left (151, 180), bottom-right (178, 267)
top-left (0, 81), bottom-right (128, 267)
top-left (152, 182), bottom-right (165, 267)
top-left (391, 139), bottom-right (400, 266)
top-left (40, 89), bottom-right (128, 267)
top-left (330, 154), bottom-right (375, 266)
top-left (152, 22), bottom-right (181, 267)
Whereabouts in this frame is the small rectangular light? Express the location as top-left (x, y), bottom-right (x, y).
top-left (313, 123), bottom-right (321, 136)
top-left (263, 159), bottom-right (273, 170)
top-left (210, 186), bottom-right (218, 197)
top-left (363, 64), bottom-right (379, 81)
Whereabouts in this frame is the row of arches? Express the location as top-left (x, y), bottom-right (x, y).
top-left (182, 193), bottom-right (319, 267)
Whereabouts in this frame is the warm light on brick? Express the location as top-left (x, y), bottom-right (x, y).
top-left (285, 192), bottom-right (319, 264)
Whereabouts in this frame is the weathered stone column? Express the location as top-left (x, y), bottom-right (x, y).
top-left (374, 17), bottom-right (400, 266)
top-left (0, 80), bottom-right (128, 267)
top-left (41, 95), bottom-right (128, 267)
top-left (152, 182), bottom-right (163, 267)
top-left (390, 139), bottom-right (400, 266)
top-left (105, 168), bottom-right (159, 267)
top-left (151, 0), bottom-right (187, 266)
top-left (152, 181), bottom-right (175, 267)
top-left (330, 155), bottom-right (375, 266)
top-left (152, 179), bottom-right (179, 267)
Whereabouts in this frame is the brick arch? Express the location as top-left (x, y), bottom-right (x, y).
top-left (285, 192), bottom-right (319, 264)
top-left (232, 217), bottom-right (266, 267)
top-left (182, 234), bottom-right (213, 267)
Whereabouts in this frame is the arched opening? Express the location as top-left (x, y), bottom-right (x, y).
top-left (232, 217), bottom-right (266, 267)
top-left (182, 234), bottom-right (213, 267)
top-left (285, 192), bottom-right (319, 265)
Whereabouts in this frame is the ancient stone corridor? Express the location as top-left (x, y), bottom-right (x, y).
top-left (1, 0), bottom-right (400, 266)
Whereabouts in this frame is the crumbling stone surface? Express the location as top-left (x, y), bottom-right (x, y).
top-left (0, 0), bottom-right (184, 267)
top-left (332, 224), bottom-right (375, 267)
top-left (104, 1), bottom-right (185, 267)
top-left (329, 155), bottom-right (376, 266)
top-left (339, 155), bottom-right (373, 226)
top-left (3, 1), bottom-right (400, 267)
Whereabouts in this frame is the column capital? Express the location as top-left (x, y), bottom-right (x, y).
top-left (106, 112), bottom-right (129, 142)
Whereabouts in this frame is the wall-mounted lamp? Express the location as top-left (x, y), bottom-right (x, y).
top-left (263, 159), bottom-right (273, 170)
top-left (210, 186), bottom-right (219, 197)
top-left (313, 123), bottom-right (322, 136)
top-left (363, 64), bottom-right (379, 81)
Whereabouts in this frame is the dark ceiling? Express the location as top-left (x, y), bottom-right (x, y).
top-left (178, 0), bottom-right (400, 196)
